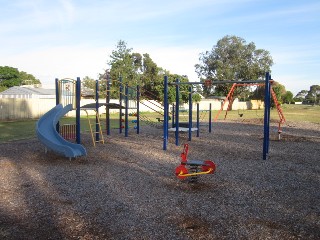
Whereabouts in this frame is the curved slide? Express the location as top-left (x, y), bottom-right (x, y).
top-left (36, 104), bottom-right (87, 158)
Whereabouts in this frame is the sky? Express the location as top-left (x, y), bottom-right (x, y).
top-left (1, 0), bottom-right (319, 95)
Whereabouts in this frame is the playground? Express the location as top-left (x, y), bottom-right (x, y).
top-left (0, 117), bottom-right (319, 239)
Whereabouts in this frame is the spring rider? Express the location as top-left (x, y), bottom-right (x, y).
top-left (175, 144), bottom-right (216, 181)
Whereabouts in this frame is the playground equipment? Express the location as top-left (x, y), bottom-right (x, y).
top-left (164, 81), bottom-right (213, 150)
top-left (59, 124), bottom-right (76, 140)
top-left (36, 104), bottom-right (87, 159)
top-left (175, 144), bottom-right (216, 181)
top-left (105, 75), bottom-right (139, 137)
top-left (213, 81), bottom-right (286, 133)
top-left (105, 74), bottom-right (170, 135)
top-left (36, 78), bottom-right (86, 159)
top-left (164, 72), bottom-right (274, 160)
top-left (80, 80), bottom-right (105, 146)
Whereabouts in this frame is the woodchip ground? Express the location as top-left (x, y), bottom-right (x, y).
top-left (0, 119), bottom-right (319, 239)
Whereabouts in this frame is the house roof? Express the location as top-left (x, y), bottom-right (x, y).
top-left (0, 86), bottom-right (55, 96)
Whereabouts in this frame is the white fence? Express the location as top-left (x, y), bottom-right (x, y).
top-left (0, 98), bottom-right (263, 120)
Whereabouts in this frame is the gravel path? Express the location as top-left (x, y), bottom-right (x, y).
top-left (0, 120), bottom-right (319, 239)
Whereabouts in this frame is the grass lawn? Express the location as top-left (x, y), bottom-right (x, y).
top-left (0, 104), bottom-right (319, 143)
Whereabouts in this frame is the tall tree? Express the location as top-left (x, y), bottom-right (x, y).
top-left (103, 40), bottom-right (201, 104)
top-left (108, 40), bottom-right (140, 85)
top-left (195, 35), bottom-right (273, 97)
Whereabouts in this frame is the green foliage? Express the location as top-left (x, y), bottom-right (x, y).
top-left (195, 35), bottom-right (273, 98)
top-left (82, 76), bottom-right (96, 90)
top-left (293, 90), bottom-right (308, 102)
top-left (20, 71), bottom-right (41, 85)
top-left (108, 40), bottom-right (140, 86)
top-left (0, 66), bottom-right (21, 89)
top-left (305, 85), bottom-right (320, 104)
top-left (0, 66), bottom-right (40, 91)
top-left (103, 40), bottom-right (191, 104)
top-left (192, 93), bottom-right (202, 103)
top-left (251, 81), bottom-right (288, 107)
top-left (282, 91), bottom-right (293, 104)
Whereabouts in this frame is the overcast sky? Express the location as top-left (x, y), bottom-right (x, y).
top-left (1, 0), bottom-right (319, 95)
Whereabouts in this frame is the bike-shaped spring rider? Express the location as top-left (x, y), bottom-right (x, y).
top-left (175, 144), bottom-right (216, 181)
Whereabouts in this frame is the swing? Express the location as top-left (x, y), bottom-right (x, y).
top-left (238, 108), bottom-right (244, 117)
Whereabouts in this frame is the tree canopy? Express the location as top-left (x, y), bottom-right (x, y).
top-left (0, 66), bottom-right (40, 92)
top-left (305, 85), bottom-right (320, 105)
top-left (195, 35), bottom-right (274, 98)
top-left (99, 40), bottom-right (201, 104)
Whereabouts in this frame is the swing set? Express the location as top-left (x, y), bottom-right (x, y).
top-left (213, 82), bottom-right (286, 133)
top-left (164, 72), bottom-right (276, 160)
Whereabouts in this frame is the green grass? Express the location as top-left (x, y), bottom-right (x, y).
top-left (0, 113), bottom-right (146, 143)
top-left (0, 120), bottom-right (37, 143)
top-left (0, 105), bottom-right (319, 143)
top-left (212, 104), bottom-right (320, 123)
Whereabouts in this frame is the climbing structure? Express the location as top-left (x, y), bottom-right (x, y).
top-left (80, 103), bottom-right (105, 147)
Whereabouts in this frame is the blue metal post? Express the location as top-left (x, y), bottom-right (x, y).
top-left (55, 78), bottom-right (60, 133)
top-left (76, 77), bottom-right (81, 144)
top-left (263, 72), bottom-right (271, 160)
top-left (119, 76), bottom-right (123, 133)
top-left (172, 103), bottom-right (175, 128)
top-left (106, 73), bottom-right (110, 135)
top-left (175, 78), bottom-right (179, 146)
top-left (95, 80), bottom-right (99, 142)
top-left (197, 103), bottom-right (200, 137)
top-left (188, 86), bottom-right (192, 141)
top-left (267, 74), bottom-right (272, 154)
top-left (163, 76), bottom-right (168, 150)
top-left (136, 85), bottom-right (140, 134)
top-left (209, 103), bottom-right (212, 133)
top-left (125, 84), bottom-right (129, 137)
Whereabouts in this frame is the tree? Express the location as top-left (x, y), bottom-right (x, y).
top-left (282, 91), bottom-right (293, 104)
top-left (0, 66), bottom-right (21, 91)
top-left (305, 85), bottom-right (320, 105)
top-left (19, 71), bottom-right (41, 85)
top-left (251, 81), bottom-right (286, 107)
top-left (195, 35), bottom-right (273, 98)
top-left (82, 76), bottom-right (96, 90)
top-left (108, 40), bottom-right (140, 85)
top-left (0, 66), bottom-right (40, 92)
top-left (103, 40), bottom-right (201, 104)
top-left (294, 90), bottom-right (308, 102)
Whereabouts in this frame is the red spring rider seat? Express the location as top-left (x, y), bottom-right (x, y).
top-left (175, 144), bottom-right (216, 180)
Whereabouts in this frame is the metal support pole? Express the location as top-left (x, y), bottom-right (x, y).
top-left (263, 72), bottom-right (271, 160)
top-left (125, 84), bottom-right (129, 137)
top-left (267, 74), bottom-right (272, 154)
top-left (55, 78), bottom-right (60, 133)
top-left (163, 76), bottom-right (168, 150)
top-left (172, 103), bottom-right (175, 128)
top-left (136, 85), bottom-right (140, 134)
top-left (209, 103), bottom-right (212, 133)
top-left (175, 78), bottom-right (179, 146)
top-left (119, 76), bottom-right (123, 134)
top-left (76, 77), bottom-right (81, 144)
top-left (197, 103), bottom-right (200, 137)
top-left (188, 86), bottom-right (192, 141)
top-left (95, 80), bottom-right (100, 142)
top-left (106, 73), bottom-right (110, 135)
